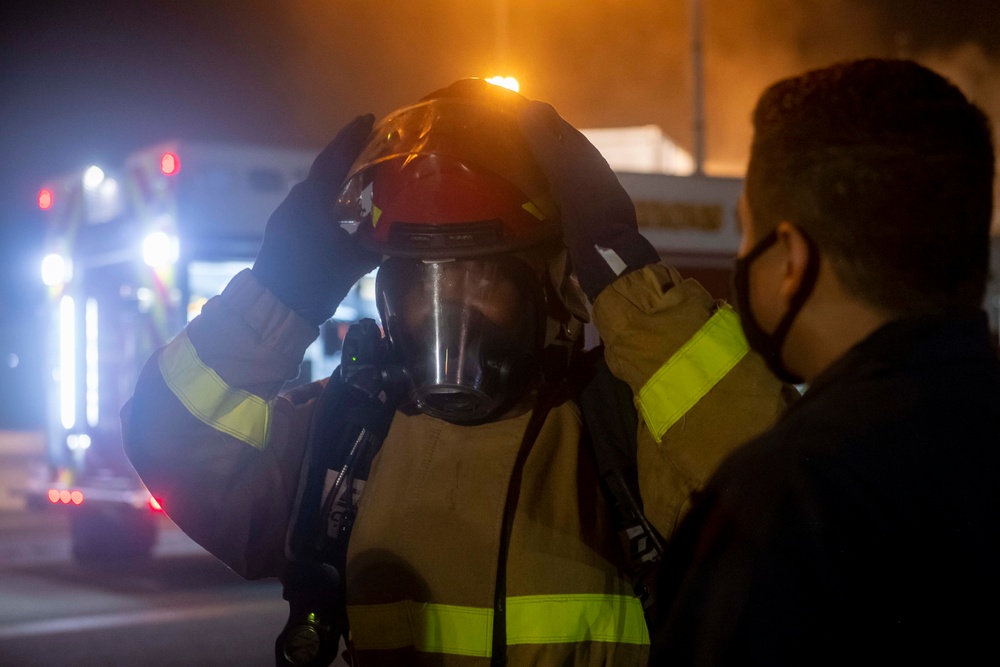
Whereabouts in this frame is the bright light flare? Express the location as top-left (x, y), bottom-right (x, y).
top-left (59, 295), bottom-right (76, 430)
top-left (85, 299), bottom-right (99, 427)
top-left (148, 496), bottom-right (164, 512)
top-left (142, 231), bottom-right (179, 267)
top-left (38, 188), bottom-right (53, 210)
top-left (83, 165), bottom-right (105, 191)
top-left (485, 76), bottom-right (519, 93)
top-left (67, 433), bottom-right (91, 451)
top-left (42, 253), bottom-right (71, 286)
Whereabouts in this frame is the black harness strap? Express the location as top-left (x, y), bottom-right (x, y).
top-left (490, 388), bottom-right (559, 666)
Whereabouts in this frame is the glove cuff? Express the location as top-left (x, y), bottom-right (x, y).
top-left (251, 264), bottom-right (352, 327)
top-left (575, 230), bottom-right (661, 301)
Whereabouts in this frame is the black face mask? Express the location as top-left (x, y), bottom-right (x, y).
top-left (731, 227), bottom-right (820, 385)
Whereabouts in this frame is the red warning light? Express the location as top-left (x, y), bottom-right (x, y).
top-left (148, 496), bottom-right (164, 512)
top-left (70, 490), bottom-right (84, 505)
top-left (38, 188), bottom-right (53, 210)
top-left (47, 489), bottom-right (60, 503)
top-left (59, 490), bottom-right (72, 504)
top-left (160, 152), bottom-right (180, 176)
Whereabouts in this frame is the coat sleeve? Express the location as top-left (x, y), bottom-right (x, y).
top-left (121, 269), bottom-right (323, 579)
top-left (592, 263), bottom-right (793, 541)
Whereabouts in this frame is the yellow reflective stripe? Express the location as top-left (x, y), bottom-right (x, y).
top-left (158, 331), bottom-right (271, 450)
top-left (638, 304), bottom-right (749, 442)
top-left (348, 601), bottom-right (493, 656)
top-left (506, 594), bottom-right (649, 646)
top-left (347, 594), bottom-right (648, 655)
top-left (521, 200), bottom-right (546, 221)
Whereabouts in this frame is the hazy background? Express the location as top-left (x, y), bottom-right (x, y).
top-left (2, 0), bottom-right (999, 427)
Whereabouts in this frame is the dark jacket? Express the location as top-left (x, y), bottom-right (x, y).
top-left (649, 311), bottom-right (1000, 665)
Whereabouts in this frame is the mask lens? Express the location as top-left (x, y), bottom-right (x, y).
top-left (376, 257), bottom-right (542, 422)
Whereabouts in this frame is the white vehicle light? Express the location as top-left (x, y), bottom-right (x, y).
top-left (83, 165), bottom-right (105, 191)
top-left (42, 253), bottom-right (71, 286)
top-left (59, 295), bottom-right (76, 430)
top-left (142, 231), bottom-right (179, 267)
top-left (67, 433), bottom-right (92, 451)
top-left (85, 298), bottom-right (99, 427)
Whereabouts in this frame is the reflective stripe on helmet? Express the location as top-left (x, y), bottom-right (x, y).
top-left (347, 593), bottom-right (648, 654)
top-left (637, 304), bottom-right (749, 442)
top-left (158, 331), bottom-right (271, 450)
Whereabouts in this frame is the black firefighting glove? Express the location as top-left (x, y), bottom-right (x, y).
top-left (519, 102), bottom-right (660, 302)
top-left (252, 114), bottom-right (381, 326)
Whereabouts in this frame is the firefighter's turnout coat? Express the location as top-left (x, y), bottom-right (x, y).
top-left (122, 264), bottom-right (788, 666)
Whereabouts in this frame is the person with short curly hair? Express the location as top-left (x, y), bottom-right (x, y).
top-left (650, 58), bottom-right (1000, 665)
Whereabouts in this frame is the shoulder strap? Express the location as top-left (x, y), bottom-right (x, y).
top-left (579, 350), bottom-right (665, 617)
top-left (490, 384), bottom-right (560, 667)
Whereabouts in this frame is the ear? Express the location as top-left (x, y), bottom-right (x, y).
top-left (774, 221), bottom-right (815, 305)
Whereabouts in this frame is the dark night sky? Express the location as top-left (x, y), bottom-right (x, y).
top-left (2, 0), bottom-right (999, 427)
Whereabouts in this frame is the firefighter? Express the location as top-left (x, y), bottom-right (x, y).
top-left (122, 79), bottom-right (788, 666)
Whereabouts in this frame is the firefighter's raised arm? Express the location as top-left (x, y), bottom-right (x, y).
top-left (121, 115), bottom-right (381, 579)
top-left (518, 101), bottom-right (661, 302)
top-left (252, 114), bottom-right (382, 325)
top-left (520, 100), bottom-right (790, 545)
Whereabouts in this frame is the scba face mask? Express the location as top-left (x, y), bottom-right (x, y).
top-left (375, 256), bottom-right (546, 424)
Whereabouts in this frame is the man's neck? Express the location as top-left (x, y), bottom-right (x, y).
top-left (789, 297), bottom-right (894, 383)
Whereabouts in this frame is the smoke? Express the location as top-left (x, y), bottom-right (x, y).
top-left (701, 0), bottom-right (886, 174)
top-left (273, 0), bottom-right (1000, 231)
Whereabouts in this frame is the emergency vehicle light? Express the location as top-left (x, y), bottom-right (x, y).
top-left (85, 299), bottom-right (99, 427)
top-left (67, 433), bottom-right (91, 451)
top-left (38, 188), bottom-right (53, 210)
top-left (47, 489), bottom-right (84, 505)
top-left (142, 231), bottom-right (179, 267)
top-left (41, 254), bottom-right (71, 286)
top-left (83, 166), bottom-right (105, 191)
top-left (160, 152), bottom-right (180, 176)
top-left (485, 76), bottom-right (520, 93)
top-left (59, 295), bottom-right (76, 430)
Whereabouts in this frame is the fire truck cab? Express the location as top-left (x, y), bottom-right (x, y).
top-left (36, 141), bottom-right (377, 562)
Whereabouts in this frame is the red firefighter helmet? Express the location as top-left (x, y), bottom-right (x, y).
top-left (333, 78), bottom-right (561, 259)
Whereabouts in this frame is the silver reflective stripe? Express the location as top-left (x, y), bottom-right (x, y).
top-left (158, 331), bottom-right (271, 450)
top-left (595, 244), bottom-right (628, 276)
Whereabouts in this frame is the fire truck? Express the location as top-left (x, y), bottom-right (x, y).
top-left (35, 141), bottom-right (378, 562)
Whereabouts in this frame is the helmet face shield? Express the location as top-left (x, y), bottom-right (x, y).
top-left (350, 96), bottom-right (547, 201)
top-left (376, 256), bottom-right (545, 423)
